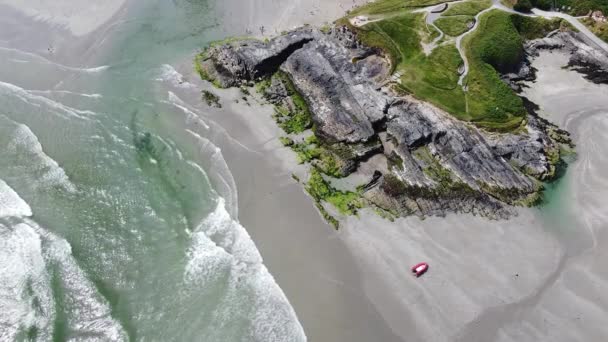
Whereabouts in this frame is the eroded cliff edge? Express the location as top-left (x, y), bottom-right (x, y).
top-left (195, 25), bottom-right (587, 227)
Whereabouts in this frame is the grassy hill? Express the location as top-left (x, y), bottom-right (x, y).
top-left (341, 0), bottom-right (566, 131)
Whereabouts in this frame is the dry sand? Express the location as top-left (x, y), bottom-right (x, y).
top-left (336, 51), bottom-right (608, 341)
top-left (0, 0), bottom-right (127, 36)
top-left (4, 0), bottom-right (608, 340)
top-left (189, 33), bottom-right (608, 342)
top-left (178, 2), bottom-right (608, 340)
top-left (177, 50), bottom-right (608, 342)
top-left (215, 0), bottom-right (371, 37)
top-left (175, 67), bottom-right (405, 342)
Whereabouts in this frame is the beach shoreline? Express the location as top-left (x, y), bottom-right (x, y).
top-left (186, 14), bottom-right (608, 342)
top-left (2, 0), bottom-right (608, 340)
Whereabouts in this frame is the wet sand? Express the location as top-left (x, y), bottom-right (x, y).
top-left (195, 39), bottom-right (608, 342)
top-left (3, 0), bottom-right (608, 340)
top-left (334, 51), bottom-right (608, 341)
top-left (0, 0), bottom-right (127, 36)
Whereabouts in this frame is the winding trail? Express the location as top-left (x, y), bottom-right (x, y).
top-left (418, 0), bottom-right (608, 89)
top-left (454, 5), bottom-right (495, 86)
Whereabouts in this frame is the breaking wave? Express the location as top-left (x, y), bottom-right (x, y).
top-left (0, 118), bottom-right (77, 194)
top-left (0, 81), bottom-right (97, 121)
top-left (0, 180), bottom-right (126, 341)
top-left (186, 197), bottom-right (306, 342)
top-left (0, 46), bottom-right (110, 74)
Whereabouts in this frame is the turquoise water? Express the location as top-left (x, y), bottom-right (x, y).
top-left (0, 1), bottom-right (305, 341)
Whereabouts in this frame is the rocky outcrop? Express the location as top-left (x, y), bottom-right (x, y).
top-left (199, 25), bottom-right (573, 219)
top-left (200, 29), bottom-right (315, 88)
top-left (280, 27), bottom-right (391, 143)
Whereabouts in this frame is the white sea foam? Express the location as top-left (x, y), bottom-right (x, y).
top-left (29, 89), bottom-right (104, 99)
top-left (0, 179), bottom-right (32, 218)
top-left (0, 221), bottom-right (54, 341)
top-left (185, 198), bottom-right (306, 341)
top-left (0, 181), bottom-right (123, 340)
top-left (156, 64), bottom-right (197, 89)
top-left (42, 228), bottom-right (127, 341)
top-left (3, 120), bottom-right (77, 193)
top-left (0, 81), bottom-right (97, 120)
top-left (0, 214), bottom-right (127, 340)
top-left (0, 47), bottom-right (110, 73)
top-left (185, 129), bottom-right (239, 218)
top-left (165, 91), bottom-right (211, 129)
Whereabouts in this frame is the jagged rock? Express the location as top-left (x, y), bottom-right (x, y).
top-left (201, 25), bottom-right (574, 219)
top-left (201, 28), bottom-right (315, 87)
top-left (281, 28), bottom-right (391, 143)
top-left (264, 75), bottom-right (290, 105)
top-left (314, 139), bottom-right (384, 177)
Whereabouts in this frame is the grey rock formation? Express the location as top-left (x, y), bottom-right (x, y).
top-left (201, 28), bottom-right (315, 87)
top-left (200, 25), bottom-right (574, 219)
top-left (280, 27), bottom-right (391, 143)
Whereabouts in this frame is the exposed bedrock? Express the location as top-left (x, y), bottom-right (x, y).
top-left (200, 25), bottom-right (574, 219)
top-left (200, 28), bottom-right (315, 88)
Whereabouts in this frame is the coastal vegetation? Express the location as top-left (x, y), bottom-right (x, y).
top-left (201, 90), bottom-right (221, 108)
top-left (272, 72), bottom-right (313, 134)
top-left (342, 1), bottom-right (567, 131)
top-left (349, 0), bottom-right (452, 16)
top-left (194, 0), bottom-right (576, 227)
top-left (582, 17), bottom-right (608, 43)
top-left (340, 12), bottom-right (468, 117)
top-left (529, 0), bottom-right (608, 16)
top-left (306, 168), bottom-right (364, 229)
top-left (434, 15), bottom-right (475, 36)
top-left (443, 0), bottom-right (492, 16)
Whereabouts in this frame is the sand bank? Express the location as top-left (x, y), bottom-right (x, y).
top-left (188, 20), bottom-right (608, 342)
top-left (215, 0), bottom-right (370, 37)
top-left (338, 51), bottom-right (608, 341)
top-left (172, 66), bottom-right (404, 341)
top-left (0, 0), bottom-right (126, 36)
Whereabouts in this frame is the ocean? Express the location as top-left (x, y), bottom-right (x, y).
top-left (0, 0), bottom-right (305, 341)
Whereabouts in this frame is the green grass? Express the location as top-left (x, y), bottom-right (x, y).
top-left (270, 72), bottom-right (313, 134)
top-left (306, 168), bottom-right (363, 216)
top-left (291, 140), bottom-right (322, 164)
top-left (350, 12), bottom-right (467, 116)
top-left (348, 13), bottom-right (468, 117)
top-left (582, 17), bottom-right (608, 43)
top-left (344, 8), bottom-right (525, 127)
top-left (255, 77), bottom-right (271, 93)
top-left (305, 167), bottom-right (365, 229)
top-left (279, 136), bottom-right (294, 146)
top-left (530, 0), bottom-right (608, 16)
top-left (462, 10), bottom-right (527, 128)
top-left (401, 44), bottom-right (468, 116)
top-left (346, 12), bottom-right (425, 71)
top-left (342, 4), bottom-right (569, 131)
top-left (510, 14), bottom-right (567, 40)
top-left (462, 10), bottom-right (565, 130)
top-left (434, 15), bottom-right (475, 36)
top-left (349, 0), bottom-right (453, 16)
top-left (443, 0), bottom-right (492, 16)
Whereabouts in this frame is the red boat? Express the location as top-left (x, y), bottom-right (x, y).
top-left (411, 262), bottom-right (429, 277)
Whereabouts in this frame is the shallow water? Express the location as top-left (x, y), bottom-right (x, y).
top-left (0, 1), bottom-right (305, 341)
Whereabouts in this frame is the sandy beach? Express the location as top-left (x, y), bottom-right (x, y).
top-left (190, 25), bottom-right (608, 342)
top-left (176, 48), bottom-right (608, 342)
top-left (2, 0), bottom-right (608, 340)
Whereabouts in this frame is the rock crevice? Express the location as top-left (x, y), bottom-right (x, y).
top-left (199, 25), bottom-right (576, 219)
